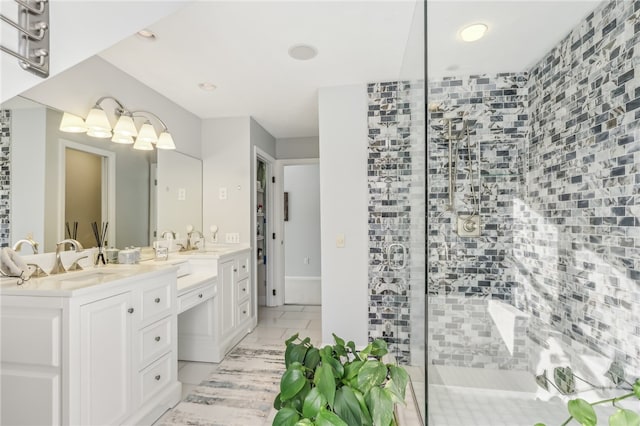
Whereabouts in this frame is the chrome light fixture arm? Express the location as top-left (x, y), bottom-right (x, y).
top-left (130, 110), bottom-right (169, 131)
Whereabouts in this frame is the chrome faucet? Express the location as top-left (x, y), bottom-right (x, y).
top-left (12, 237), bottom-right (39, 254)
top-left (50, 239), bottom-right (84, 275)
top-left (161, 230), bottom-right (176, 239)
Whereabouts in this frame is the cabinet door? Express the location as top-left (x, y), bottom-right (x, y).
top-left (219, 259), bottom-right (236, 338)
top-left (80, 292), bottom-right (132, 426)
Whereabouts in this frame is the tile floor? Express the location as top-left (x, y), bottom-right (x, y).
top-left (160, 304), bottom-right (322, 425)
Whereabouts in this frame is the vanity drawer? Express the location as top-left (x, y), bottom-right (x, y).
top-left (237, 254), bottom-right (250, 279)
top-left (139, 317), bottom-right (172, 368)
top-left (140, 282), bottom-right (172, 327)
top-left (139, 353), bottom-right (172, 405)
top-left (178, 282), bottom-right (216, 314)
top-left (236, 300), bottom-right (250, 325)
top-left (236, 278), bottom-right (249, 303)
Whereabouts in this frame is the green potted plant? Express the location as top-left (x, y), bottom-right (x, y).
top-left (273, 333), bottom-right (409, 426)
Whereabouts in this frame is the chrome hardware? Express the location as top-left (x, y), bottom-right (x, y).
top-left (12, 237), bottom-right (39, 254)
top-left (154, 375), bottom-right (161, 381)
top-left (128, 308), bottom-right (134, 314)
top-left (457, 215), bottom-right (481, 237)
top-left (67, 255), bottom-right (88, 272)
top-left (26, 263), bottom-right (47, 278)
top-left (0, 0), bottom-right (50, 78)
top-left (154, 297), bottom-right (160, 303)
top-left (387, 243), bottom-right (406, 270)
top-left (50, 239), bottom-right (83, 275)
top-left (198, 293), bottom-right (203, 298)
top-left (233, 268), bottom-right (238, 272)
top-left (154, 336), bottom-right (161, 342)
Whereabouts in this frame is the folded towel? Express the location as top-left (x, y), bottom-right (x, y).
top-left (1, 247), bottom-right (31, 278)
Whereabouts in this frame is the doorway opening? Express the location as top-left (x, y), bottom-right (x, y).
top-left (282, 162), bottom-right (321, 305)
top-left (60, 140), bottom-right (115, 247)
top-left (254, 147), bottom-right (275, 307)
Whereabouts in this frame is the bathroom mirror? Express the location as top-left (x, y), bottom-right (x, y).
top-left (1, 96), bottom-right (202, 252)
top-left (156, 149), bottom-right (203, 240)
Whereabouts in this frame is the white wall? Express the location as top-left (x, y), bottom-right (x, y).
top-left (399, 0), bottom-right (424, 81)
top-left (0, 1), bottom-right (189, 103)
top-left (318, 84), bottom-right (368, 346)
top-left (284, 164), bottom-right (321, 276)
top-left (11, 107), bottom-right (47, 249)
top-left (284, 164), bottom-right (321, 305)
top-left (202, 117), bottom-right (251, 244)
top-left (276, 137), bottom-right (319, 159)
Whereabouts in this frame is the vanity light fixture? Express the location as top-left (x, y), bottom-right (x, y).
top-left (59, 113), bottom-right (87, 133)
top-left (59, 96), bottom-right (176, 150)
top-left (460, 23), bottom-right (488, 42)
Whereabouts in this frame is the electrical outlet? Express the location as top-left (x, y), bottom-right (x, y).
top-left (219, 187), bottom-right (227, 200)
top-left (225, 232), bottom-right (240, 243)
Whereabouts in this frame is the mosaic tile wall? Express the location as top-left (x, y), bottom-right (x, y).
top-left (367, 81), bottom-right (425, 365)
top-left (426, 74), bottom-right (529, 368)
top-left (0, 110), bottom-right (10, 247)
top-left (515, 0), bottom-right (640, 376)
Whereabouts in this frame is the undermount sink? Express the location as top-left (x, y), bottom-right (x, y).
top-left (50, 269), bottom-right (128, 289)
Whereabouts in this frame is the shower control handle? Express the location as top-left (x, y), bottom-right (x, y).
top-left (387, 243), bottom-right (406, 270)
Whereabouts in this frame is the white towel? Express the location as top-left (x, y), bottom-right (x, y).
top-left (1, 247), bottom-right (31, 278)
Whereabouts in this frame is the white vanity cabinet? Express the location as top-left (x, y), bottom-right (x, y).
top-left (217, 249), bottom-right (253, 357)
top-left (0, 267), bottom-right (181, 426)
top-left (177, 247), bottom-right (254, 363)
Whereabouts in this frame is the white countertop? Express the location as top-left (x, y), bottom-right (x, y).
top-left (0, 245), bottom-right (250, 298)
top-left (0, 263), bottom-right (177, 297)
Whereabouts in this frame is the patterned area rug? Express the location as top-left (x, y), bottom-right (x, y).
top-left (159, 343), bottom-right (285, 426)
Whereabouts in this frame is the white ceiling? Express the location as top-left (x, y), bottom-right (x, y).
top-left (99, 0), bottom-right (603, 139)
top-left (99, 1), bottom-right (420, 139)
top-left (428, 0), bottom-right (603, 78)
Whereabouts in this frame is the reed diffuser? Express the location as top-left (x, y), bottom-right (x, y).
top-left (91, 221), bottom-right (108, 265)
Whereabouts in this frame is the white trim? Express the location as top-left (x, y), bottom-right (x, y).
top-left (58, 140), bottom-right (116, 246)
top-left (253, 147), bottom-right (277, 307)
top-left (284, 276), bottom-right (321, 305)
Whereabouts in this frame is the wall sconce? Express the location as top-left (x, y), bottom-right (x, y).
top-left (59, 96), bottom-right (176, 150)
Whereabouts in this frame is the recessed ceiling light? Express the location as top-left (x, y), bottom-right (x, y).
top-left (460, 23), bottom-right (488, 42)
top-left (288, 44), bottom-right (318, 61)
top-left (136, 29), bottom-right (157, 41)
top-left (198, 82), bottom-right (217, 91)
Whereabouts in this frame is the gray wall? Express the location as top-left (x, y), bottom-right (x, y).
top-left (276, 137), bottom-right (319, 159)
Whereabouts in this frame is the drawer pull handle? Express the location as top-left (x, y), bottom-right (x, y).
top-left (242, 288), bottom-right (246, 292)
top-left (198, 293), bottom-right (203, 298)
top-left (155, 375), bottom-right (161, 381)
top-left (155, 336), bottom-right (161, 342)
top-left (154, 297), bottom-right (161, 303)
top-left (233, 268), bottom-right (238, 272)
top-left (243, 310), bottom-right (247, 314)
top-left (242, 265), bottom-right (246, 269)
top-left (128, 308), bottom-right (134, 314)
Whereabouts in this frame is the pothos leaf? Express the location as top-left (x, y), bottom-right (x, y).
top-left (280, 365), bottom-right (306, 401)
top-left (273, 407), bottom-right (301, 426)
top-left (633, 379), bottom-right (640, 399)
top-left (315, 408), bottom-right (348, 426)
top-left (609, 409), bottom-right (640, 426)
top-left (567, 398), bottom-right (597, 426)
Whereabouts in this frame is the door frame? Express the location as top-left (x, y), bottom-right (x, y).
top-left (58, 139), bottom-right (116, 246)
top-left (273, 158), bottom-right (320, 306)
top-left (253, 147), bottom-right (276, 307)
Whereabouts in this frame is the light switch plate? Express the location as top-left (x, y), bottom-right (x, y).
top-left (178, 188), bottom-right (186, 200)
top-left (336, 233), bottom-right (345, 248)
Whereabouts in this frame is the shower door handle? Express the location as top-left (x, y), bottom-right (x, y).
top-left (387, 243), bottom-right (406, 270)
